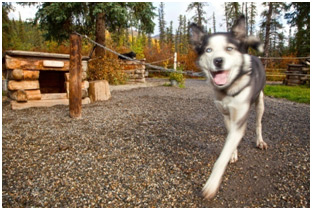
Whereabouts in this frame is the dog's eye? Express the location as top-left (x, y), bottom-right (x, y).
top-left (206, 48), bottom-right (212, 53)
top-left (226, 47), bottom-right (234, 51)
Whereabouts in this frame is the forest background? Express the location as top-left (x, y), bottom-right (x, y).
top-left (2, 2), bottom-right (310, 78)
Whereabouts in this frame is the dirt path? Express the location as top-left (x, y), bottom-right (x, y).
top-left (2, 79), bottom-right (310, 207)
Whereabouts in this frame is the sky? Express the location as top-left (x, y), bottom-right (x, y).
top-left (8, 2), bottom-right (289, 37)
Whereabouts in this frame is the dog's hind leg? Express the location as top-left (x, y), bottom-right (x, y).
top-left (255, 91), bottom-right (268, 150)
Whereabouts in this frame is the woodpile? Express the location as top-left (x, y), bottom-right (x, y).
top-left (5, 50), bottom-right (90, 110)
top-left (284, 64), bottom-right (310, 86)
top-left (119, 59), bottom-right (146, 83)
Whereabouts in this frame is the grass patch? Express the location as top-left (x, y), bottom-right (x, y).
top-left (264, 84), bottom-right (310, 104)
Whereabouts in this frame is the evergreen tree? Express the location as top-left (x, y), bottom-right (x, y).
top-left (261, 2), bottom-right (286, 58)
top-left (212, 12), bottom-right (216, 33)
top-left (285, 2), bottom-right (310, 56)
top-left (158, 2), bottom-right (166, 46)
top-left (34, 2), bottom-right (156, 57)
top-left (224, 2), bottom-right (241, 31)
top-left (186, 2), bottom-right (208, 27)
top-left (248, 2), bottom-right (257, 35)
top-left (182, 15), bottom-right (188, 54)
top-left (2, 2), bottom-right (14, 52)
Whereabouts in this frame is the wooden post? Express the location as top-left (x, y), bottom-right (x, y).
top-left (69, 34), bottom-right (82, 118)
top-left (173, 52), bottom-right (177, 71)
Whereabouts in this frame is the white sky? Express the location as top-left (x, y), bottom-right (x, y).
top-left (7, 2), bottom-right (289, 37)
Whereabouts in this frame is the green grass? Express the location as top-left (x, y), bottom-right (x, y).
top-left (264, 84), bottom-right (310, 104)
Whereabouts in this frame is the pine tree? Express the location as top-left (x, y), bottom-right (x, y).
top-left (34, 2), bottom-right (156, 57)
top-left (2, 2), bottom-right (14, 52)
top-left (224, 2), bottom-right (241, 31)
top-left (182, 15), bottom-right (188, 54)
top-left (261, 2), bottom-right (286, 58)
top-left (186, 2), bottom-right (208, 27)
top-left (248, 2), bottom-right (257, 35)
top-left (158, 2), bottom-right (166, 46)
top-left (285, 2), bottom-right (310, 56)
top-left (212, 12), bottom-right (216, 33)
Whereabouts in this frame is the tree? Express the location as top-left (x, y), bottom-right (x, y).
top-left (166, 21), bottom-right (174, 45)
top-left (212, 12), bottom-right (216, 33)
top-left (186, 2), bottom-right (208, 27)
top-left (34, 2), bottom-right (156, 57)
top-left (224, 2), bottom-right (241, 31)
top-left (2, 2), bottom-right (14, 53)
top-left (248, 2), bottom-right (257, 35)
top-left (261, 2), bottom-right (286, 58)
top-left (285, 2), bottom-right (310, 56)
top-left (158, 2), bottom-right (166, 46)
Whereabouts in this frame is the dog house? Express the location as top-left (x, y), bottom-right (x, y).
top-left (4, 50), bottom-right (91, 110)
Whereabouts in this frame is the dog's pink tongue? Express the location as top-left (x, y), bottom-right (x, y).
top-left (213, 71), bottom-right (229, 85)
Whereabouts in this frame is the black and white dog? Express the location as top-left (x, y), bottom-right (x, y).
top-left (189, 16), bottom-right (268, 199)
top-left (118, 51), bottom-right (136, 60)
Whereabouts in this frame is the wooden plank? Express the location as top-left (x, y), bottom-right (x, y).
top-left (11, 97), bottom-right (90, 110)
top-left (41, 93), bottom-right (67, 100)
top-left (9, 69), bottom-right (39, 80)
top-left (69, 34), bottom-right (82, 118)
top-left (5, 50), bottom-right (89, 60)
top-left (43, 60), bottom-right (65, 68)
top-left (5, 55), bottom-right (70, 71)
top-left (8, 80), bottom-right (39, 90)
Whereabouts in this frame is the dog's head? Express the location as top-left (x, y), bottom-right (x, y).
top-left (189, 15), bottom-right (263, 89)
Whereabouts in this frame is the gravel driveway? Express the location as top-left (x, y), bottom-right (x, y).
top-left (2, 79), bottom-right (310, 207)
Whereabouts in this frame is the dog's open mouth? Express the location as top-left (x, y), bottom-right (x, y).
top-left (211, 71), bottom-right (229, 86)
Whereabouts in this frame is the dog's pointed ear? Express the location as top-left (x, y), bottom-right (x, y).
top-left (189, 23), bottom-right (205, 53)
top-left (231, 15), bottom-right (246, 41)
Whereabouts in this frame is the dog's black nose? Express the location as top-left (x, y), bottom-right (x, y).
top-left (213, 57), bottom-right (223, 68)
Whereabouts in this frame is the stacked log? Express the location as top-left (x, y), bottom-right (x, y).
top-left (5, 50), bottom-right (91, 110)
top-left (284, 64), bottom-right (310, 86)
top-left (119, 59), bottom-right (146, 83)
top-left (7, 69), bottom-right (41, 102)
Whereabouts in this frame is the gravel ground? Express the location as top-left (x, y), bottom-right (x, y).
top-left (2, 79), bottom-right (310, 207)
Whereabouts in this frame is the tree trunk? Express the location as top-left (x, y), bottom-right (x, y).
top-left (95, 12), bottom-right (106, 58)
top-left (245, 3), bottom-right (248, 35)
top-left (264, 2), bottom-right (273, 62)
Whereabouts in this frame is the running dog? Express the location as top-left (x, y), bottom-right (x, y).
top-left (189, 15), bottom-right (268, 199)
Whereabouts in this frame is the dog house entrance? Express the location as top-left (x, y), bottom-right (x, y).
top-left (39, 71), bottom-right (66, 93)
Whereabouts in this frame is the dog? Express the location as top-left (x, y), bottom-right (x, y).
top-left (118, 51), bottom-right (136, 60)
top-left (189, 15), bottom-right (268, 199)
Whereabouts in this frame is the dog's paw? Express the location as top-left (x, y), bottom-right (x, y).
top-left (257, 141), bottom-right (268, 150)
top-left (202, 178), bottom-right (221, 200)
top-left (230, 150), bottom-right (238, 163)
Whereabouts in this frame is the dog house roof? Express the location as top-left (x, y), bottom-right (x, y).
top-left (5, 50), bottom-right (90, 60)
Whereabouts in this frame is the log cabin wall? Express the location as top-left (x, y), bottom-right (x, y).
top-left (119, 59), bottom-right (146, 83)
top-left (5, 50), bottom-right (90, 110)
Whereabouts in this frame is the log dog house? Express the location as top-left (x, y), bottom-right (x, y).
top-left (5, 50), bottom-right (91, 110)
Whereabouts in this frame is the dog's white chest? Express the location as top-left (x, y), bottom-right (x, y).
top-left (214, 99), bottom-right (231, 115)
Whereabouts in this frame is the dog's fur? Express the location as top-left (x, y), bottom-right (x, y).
top-left (189, 16), bottom-right (268, 199)
top-left (118, 51), bottom-right (136, 60)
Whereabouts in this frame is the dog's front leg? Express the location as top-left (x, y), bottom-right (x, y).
top-left (224, 115), bottom-right (238, 163)
top-left (202, 104), bottom-right (249, 199)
